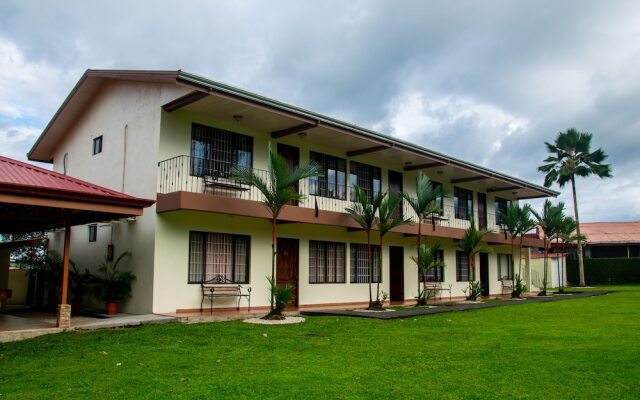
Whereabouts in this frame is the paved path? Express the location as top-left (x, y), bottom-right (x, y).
top-left (301, 291), bottom-right (610, 320)
top-left (73, 314), bottom-right (177, 330)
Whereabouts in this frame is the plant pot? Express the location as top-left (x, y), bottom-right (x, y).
top-left (106, 302), bottom-right (118, 315)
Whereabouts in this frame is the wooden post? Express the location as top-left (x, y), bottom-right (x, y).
top-left (60, 222), bottom-right (71, 305)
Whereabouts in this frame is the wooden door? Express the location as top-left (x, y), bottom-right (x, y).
top-left (388, 170), bottom-right (403, 219)
top-left (477, 192), bottom-right (487, 230)
top-left (479, 252), bottom-right (489, 296)
top-left (277, 143), bottom-right (300, 206)
top-left (276, 238), bottom-right (299, 306)
top-left (389, 246), bottom-right (404, 301)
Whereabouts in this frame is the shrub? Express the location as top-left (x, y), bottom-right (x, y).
top-left (567, 258), bottom-right (640, 285)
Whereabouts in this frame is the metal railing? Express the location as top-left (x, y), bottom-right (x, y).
top-left (158, 155), bottom-right (502, 233)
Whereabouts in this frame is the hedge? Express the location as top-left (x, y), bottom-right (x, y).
top-left (567, 258), bottom-right (640, 285)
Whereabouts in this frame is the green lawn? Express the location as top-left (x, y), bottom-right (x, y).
top-left (2, 286), bottom-right (639, 399)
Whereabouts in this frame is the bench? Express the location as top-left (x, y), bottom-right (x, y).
top-left (424, 282), bottom-right (452, 302)
top-left (203, 171), bottom-right (249, 193)
top-left (501, 279), bottom-right (514, 295)
top-left (200, 276), bottom-right (251, 313)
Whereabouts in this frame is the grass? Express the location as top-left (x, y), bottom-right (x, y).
top-left (1, 285), bottom-right (639, 399)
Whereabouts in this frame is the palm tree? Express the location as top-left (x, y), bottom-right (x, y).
top-left (401, 172), bottom-right (445, 299)
top-left (556, 216), bottom-right (583, 292)
top-left (532, 200), bottom-right (565, 296)
top-left (411, 242), bottom-right (445, 305)
top-left (457, 218), bottom-right (493, 300)
top-left (377, 193), bottom-right (412, 306)
top-left (346, 185), bottom-right (384, 308)
top-left (500, 203), bottom-right (536, 286)
top-left (538, 128), bottom-right (612, 287)
top-left (231, 146), bottom-right (322, 315)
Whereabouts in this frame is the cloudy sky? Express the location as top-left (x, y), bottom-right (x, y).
top-left (1, 1), bottom-right (639, 221)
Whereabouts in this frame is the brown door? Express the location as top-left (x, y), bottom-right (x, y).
top-left (388, 170), bottom-right (403, 219)
top-left (389, 246), bottom-right (404, 301)
top-left (477, 192), bottom-right (487, 230)
top-left (277, 143), bottom-right (300, 206)
top-left (479, 252), bottom-right (489, 296)
top-left (276, 238), bottom-right (299, 307)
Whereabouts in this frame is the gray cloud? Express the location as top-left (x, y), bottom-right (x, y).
top-left (0, 0), bottom-right (638, 221)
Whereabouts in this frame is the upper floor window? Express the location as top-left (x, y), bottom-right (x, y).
top-left (190, 123), bottom-right (253, 178)
top-left (495, 197), bottom-right (512, 225)
top-left (454, 187), bottom-right (473, 220)
top-left (349, 161), bottom-right (381, 202)
top-left (309, 240), bottom-right (346, 283)
top-left (431, 181), bottom-right (445, 215)
top-left (309, 152), bottom-right (346, 200)
top-left (92, 136), bottom-right (103, 155)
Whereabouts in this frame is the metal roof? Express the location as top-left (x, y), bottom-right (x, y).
top-left (579, 222), bottom-right (640, 245)
top-left (28, 69), bottom-right (559, 199)
top-left (0, 156), bottom-right (154, 208)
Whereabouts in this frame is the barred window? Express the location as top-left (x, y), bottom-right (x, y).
top-left (309, 241), bottom-right (345, 283)
top-left (498, 254), bottom-right (513, 280)
top-left (188, 231), bottom-right (250, 283)
top-left (456, 251), bottom-right (470, 282)
top-left (431, 181), bottom-right (445, 215)
top-left (418, 249), bottom-right (444, 282)
top-left (454, 187), bottom-right (473, 220)
top-left (495, 197), bottom-right (512, 225)
top-left (350, 243), bottom-right (381, 283)
top-left (309, 152), bottom-right (347, 200)
top-left (349, 161), bottom-right (381, 202)
top-left (190, 123), bottom-right (253, 178)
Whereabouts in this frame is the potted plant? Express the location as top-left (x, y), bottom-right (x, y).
top-left (92, 251), bottom-right (136, 315)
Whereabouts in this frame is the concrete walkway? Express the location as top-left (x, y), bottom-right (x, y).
top-left (73, 313), bottom-right (177, 330)
top-left (301, 291), bottom-right (610, 320)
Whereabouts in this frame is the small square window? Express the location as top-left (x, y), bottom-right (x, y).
top-left (88, 224), bottom-right (97, 242)
top-left (93, 136), bottom-right (103, 155)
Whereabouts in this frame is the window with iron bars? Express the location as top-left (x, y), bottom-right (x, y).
top-left (309, 152), bottom-right (346, 200)
top-left (494, 197), bottom-right (512, 226)
top-left (497, 253), bottom-right (513, 280)
top-left (456, 251), bottom-right (470, 282)
top-left (350, 243), bottom-right (381, 283)
top-left (190, 123), bottom-right (253, 178)
top-left (349, 161), bottom-right (381, 202)
top-left (416, 249), bottom-right (445, 282)
top-left (309, 241), bottom-right (346, 283)
top-left (454, 187), bottom-right (474, 220)
top-left (188, 231), bottom-right (250, 284)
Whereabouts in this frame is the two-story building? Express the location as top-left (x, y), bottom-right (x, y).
top-left (28, 70), bottom-right (557, 314)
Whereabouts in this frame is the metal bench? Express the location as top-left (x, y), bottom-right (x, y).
top-left (203, 170), bottom-right (249, 192)
top-left (424, 282), bottom-right (452, 301)
top-left (200, 276), bottom-right (251, 313)
top-left (501, 279), bottom-right (514, 295)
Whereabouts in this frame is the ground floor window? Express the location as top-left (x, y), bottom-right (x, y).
top-left (350, 243), bottom-right (381, 283)
top-left (419, 249), bottom-right (445, 282)
top-left (188, 231), bottom-right (249, 283)
top-left (456, 251), bottom-right (469, 282)
top-left (309, 241), bottom-right (346, 283)
top-left (498, 253), bottom-right (512, 280)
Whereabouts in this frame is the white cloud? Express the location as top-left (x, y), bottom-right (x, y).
top-left (373, 90), bottom-right (529, 166)
top-left (0, 124), bottom-right (40, 161)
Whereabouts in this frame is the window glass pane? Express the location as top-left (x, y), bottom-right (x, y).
top-left (188, 231), bottom-right (249, 283)
top-left (454, 188), bottom-right (473, 220)
top-left (350, 243), bottom-right (381, 283)
top-left (190, 123), bottom-right (253, 177)
top-left (456, 251), bottom-right (469, 282)
top-left (310, 152), bottom-right (346, 200)
top-left (309, 241), bottom-right (345, 283)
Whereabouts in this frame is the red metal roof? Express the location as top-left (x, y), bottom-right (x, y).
top-left (578, 222), bottom-right (640, 245)
top-left (0, 156), bottom-right (154, 208)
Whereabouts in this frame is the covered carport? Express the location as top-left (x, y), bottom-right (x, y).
top-left (0, 156), bottom-right (154, 329)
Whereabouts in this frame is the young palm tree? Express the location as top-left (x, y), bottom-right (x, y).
top-left (377, 193), bottom-right (412, 306)
top-left (500, 203), bottom-right (536, 287)
top-left (401, 172), bottom-right (445, 299)
top-left (538, 128), bottom-right (612, 287)
top-left (516, 205), bottom-right (536, 278)
top-left (457, 218), bottom-right (493, 300)
top-left (346, 185), bottom-right (384, 308)
top-left (411, 242), bottom-right (445, 305)
top-left (231, 146), bottom-right (322, 315)
top-left (532, 200), bottom-right (565, 296)
top-left (556, 216), bottom-right (581, 292)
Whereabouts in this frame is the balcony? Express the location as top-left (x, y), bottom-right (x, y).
top-left (157, 155), bottom-right (504, 237)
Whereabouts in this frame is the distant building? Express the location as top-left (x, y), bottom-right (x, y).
top-left (570, 222), bottom-right (640, 259)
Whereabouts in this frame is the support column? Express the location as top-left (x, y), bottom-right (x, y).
top-left (57, 222), bottom-right (72, 329)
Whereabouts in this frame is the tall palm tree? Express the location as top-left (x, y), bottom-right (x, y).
top-left (411, 242), bottom-right (445, 305)
top-left (532, 200), bottom-right (565, 296)
top-left (516, 205), bottom-right (536, 278)
top-left (401, 172), bottom-right (445, 298)
top-left (377, 193), bottom-right (412, 306)
top-left (554, 216), bottom-right (577, 293)
top-left (346, 185), bottom-right (384, 308)
top-left (457, 218), bottom-right (493, 300)
top-left (538, 128), bottom-right (612, 287)
top-left (232, 146), bottom-right (322, 314)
